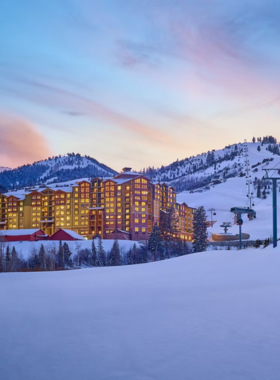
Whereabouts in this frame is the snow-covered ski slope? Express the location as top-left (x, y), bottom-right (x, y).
top-left (178, 142), bottom-right (280, 240)
top-left (1, 247), bottom-right (280, 380)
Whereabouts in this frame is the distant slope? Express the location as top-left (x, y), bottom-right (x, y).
top-left (177, 142), bottom-right (280, 240)
top-left (142, 140), bottom-right (280, 192)
top-left (0, 167), bottom-right (10, 173)
top-left (0, 153), bottom-right (117, 190)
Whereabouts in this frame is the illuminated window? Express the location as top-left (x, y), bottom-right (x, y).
top-left (142, 228), bottom-right (146, 232)
top-left (135, 227), bottom-right (139, 232)
top-left (135, 219), bottom-right (139, 223)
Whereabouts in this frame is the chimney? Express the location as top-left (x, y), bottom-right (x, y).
top-left (122, 167), bottom-right (132, 173)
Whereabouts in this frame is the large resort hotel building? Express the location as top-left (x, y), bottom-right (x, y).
top-left (0, 168), bottom-right (195, 241)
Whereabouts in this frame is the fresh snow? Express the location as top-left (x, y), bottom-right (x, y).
top-left (0, 247), bottom-right (280, 379)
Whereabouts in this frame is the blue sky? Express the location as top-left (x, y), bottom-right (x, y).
top-left (0, 0), bottom-right (279, 170)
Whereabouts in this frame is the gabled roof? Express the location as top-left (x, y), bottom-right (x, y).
top-left (0, 229), bottom-right (42, 236)
top-left (55, 229), bottom-right (85, 240)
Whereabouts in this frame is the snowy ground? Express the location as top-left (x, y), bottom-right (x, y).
top-left (6, 239), bottom-right (141, 260)
top-left (1, 246), bottom-right (280, 380)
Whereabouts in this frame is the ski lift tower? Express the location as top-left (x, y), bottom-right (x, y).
top-left (220, 222), bottom-right (232, 234)
top-left (244, 139), bottom-right (254, 208)
top-left (262, 168), bottom-right (280, 248)
top-left (230, 207), bottom-right (256, 249)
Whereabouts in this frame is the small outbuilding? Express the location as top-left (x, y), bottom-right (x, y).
top-left (49, 229), bottom-right (85, 241)
top-left (0, 229), bottom-right (47, 242)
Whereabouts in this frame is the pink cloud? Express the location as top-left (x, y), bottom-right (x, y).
top-left (0, 113), bottom-right (52, 168)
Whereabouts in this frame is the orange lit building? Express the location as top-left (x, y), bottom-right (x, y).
top-left (0, 168), bottom-right (195, 241)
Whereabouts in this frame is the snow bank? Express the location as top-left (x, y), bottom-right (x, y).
top-left (0, 247), bottom-right (280, 379)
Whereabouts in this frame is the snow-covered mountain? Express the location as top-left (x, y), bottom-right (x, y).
top-left (177, 141), bottom-right (280, 240)
top-left (0, 166), bottom-right (10, 173)
top-left (0, 153), bottom-right (117, 190)
top-left (141, 138), bottom-right (279, 192)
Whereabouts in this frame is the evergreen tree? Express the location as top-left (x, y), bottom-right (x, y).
top-left (39, 244), bottom-right (47, 270)
top-left (127, 248), bottom-right (134, 265)
top-left (91, 238), bottom-right (97, 266)
top-left (5, 246), bottom-right (11, 272)
top-left (132, 243), bottom-right (138, 264)
top-left (110, 239), bottom-right (121, 266)
top-left (193, 206), bottom-right (208, 253)
top-left (57, 240), bottom-right (65, 269)
top-left (63, 243), bottom-right (72, 268)
top-left (257, 183), bottom-right (261, 198)
top-left (148, 225), bottom-right (161, 261)
top-left (11, 246), bottom-right (18, 272)
top-left (159, 208), bottom-right (178, 242)
top-left (176, 239), bottom-right (184, 256)
top-left (96, 236), bottom-right (106, 266)
top-left (183, 240), bottom-right (190, 255)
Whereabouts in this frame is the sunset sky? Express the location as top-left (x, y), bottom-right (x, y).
top-left (0, 0), bottom-right (279, 170)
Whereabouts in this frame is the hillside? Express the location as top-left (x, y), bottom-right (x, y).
top-left (142, 138), bottom-right (279, 192)
top-left (177, 141), bottom-right (280, 240)
top-left (0, 153), bottom-right (117, 190)
top-left (1, 247), bottom-right (279, 380)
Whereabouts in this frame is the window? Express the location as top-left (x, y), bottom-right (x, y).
top-left (142, 228), bottom-right (146, 232)
top-left (135, 227), bottom-right (139, 232)
top-left (135, 219), bottom-right (139, 223)
top-left (142, 219), bottom-right (146, 223)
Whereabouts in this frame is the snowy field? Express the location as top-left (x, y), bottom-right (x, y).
top-left (1, 247), bottom-right (280, 380)
top-left (6, 239), bottom-right (141, 261)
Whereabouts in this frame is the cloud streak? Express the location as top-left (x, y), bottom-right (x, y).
top-left (0, 113), bottom-right (52, 168)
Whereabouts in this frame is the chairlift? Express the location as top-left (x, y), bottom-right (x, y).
top-left (213, 212), bottom-right (216, 216)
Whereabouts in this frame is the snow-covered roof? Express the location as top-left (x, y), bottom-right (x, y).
top-left (4, 192), bottom-right (26, 200)
top-left (112, 178), bottom-right (132, 185)
top-left (59, 229), bottom-right (85, 240)
top-left (48, 186), bottom-right (73, 193)
top-left (117, 229), bottom-right (130, 235)
top-left (0, 229), bottom-right (42, 236)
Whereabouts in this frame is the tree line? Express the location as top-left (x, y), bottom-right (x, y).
top-left (0, 206), bottom-right (208, 273)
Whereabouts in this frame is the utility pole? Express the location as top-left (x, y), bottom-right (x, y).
top-left (263, 169), bottom-right (280, 248)
top-left (208, 208), bottom-right (215, 227)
